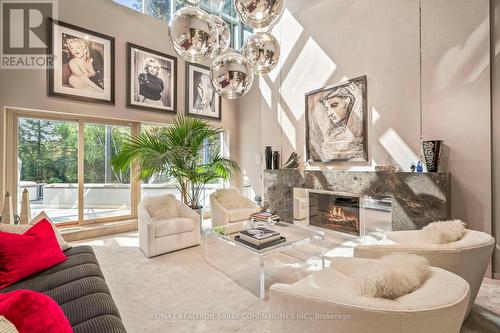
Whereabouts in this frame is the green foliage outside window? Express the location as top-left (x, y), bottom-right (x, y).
top-left (19, 119), bottom-right (78, 184)
top-left (18, 119), bottom-right (131, 185)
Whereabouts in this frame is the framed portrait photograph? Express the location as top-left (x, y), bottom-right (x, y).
top-left (127, 43), bottom-right (177, 113)
top-left (47, 20), bottom-right (115, 104)
top-left (186, 63), bottom-right (221, 121)
top-left (305, 76), bottom-right (368, 162)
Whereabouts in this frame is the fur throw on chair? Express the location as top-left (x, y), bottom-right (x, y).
top-left (351, 253), bottom-right (432, 299)
top-left (418, 219), bottom-right (467, 244)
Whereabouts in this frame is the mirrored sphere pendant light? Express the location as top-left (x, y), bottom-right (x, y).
top-left (169, 0), bottom-right (285, 99)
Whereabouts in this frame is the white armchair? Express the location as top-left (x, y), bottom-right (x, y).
top-left (270, 257), bottom-right (470, 333)
top-left (354, 229), bottom-right (495, 319)
top-left (139, 194), bottom-right (200, 258)
top-left (209, 188), bottom-right (260, 234)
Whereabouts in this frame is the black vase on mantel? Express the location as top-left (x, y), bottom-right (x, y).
top-left (421, 140), bottom-right (442, 172)
top-left (265, 146), bottom-right (273, 169)
top-left (272, 151), bottom-right (280, 169)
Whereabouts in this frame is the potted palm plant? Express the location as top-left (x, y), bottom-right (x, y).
top-left (111, 116), bottom-right (239, 216)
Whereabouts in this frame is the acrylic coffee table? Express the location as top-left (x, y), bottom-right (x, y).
top-left (203, 220), bottom-right (325, 299)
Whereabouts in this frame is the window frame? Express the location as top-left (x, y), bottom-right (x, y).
top-left (114, 0), bottom-right (249, 48)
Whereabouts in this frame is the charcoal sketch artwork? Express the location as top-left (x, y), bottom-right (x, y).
top-left (306, 76), bottom-right (367, 162)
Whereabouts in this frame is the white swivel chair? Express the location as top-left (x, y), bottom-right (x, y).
top-left (354, 229), bottom-right (495, 319)
top-left (138, 194), bottom-right (200, 258)
top-left (209, 188), bottom-right (260, 234)
top-left (270, 257), bottom-right (470, 333)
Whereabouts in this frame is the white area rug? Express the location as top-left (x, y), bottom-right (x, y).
top-left (78, 232), bottom-right (272, 333)
top-left (75, 227), bottom-right (371, 333)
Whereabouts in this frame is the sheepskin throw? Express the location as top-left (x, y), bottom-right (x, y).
top-left (419, 219), bottom-right (466, 244)
top-left (351, 253), bottom-right (432, 299)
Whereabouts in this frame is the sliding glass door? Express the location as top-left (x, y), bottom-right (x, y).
top-left (18, 117), bottom-right (79, 224)
top-left (83, 124), bottom-right (131, 221)
top-left (16, 115), bottom-right (135, 225)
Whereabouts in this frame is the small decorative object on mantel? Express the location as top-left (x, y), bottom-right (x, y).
top-left (272, 151), bottom-right (280, 169)
top-left (410, 160), bottom-right (424, 173)
top-left (421, 140), bottom-right (442, 172)
top-left (19, 189), bottom-right (31, 225)
top-left (265, 146), bottom-right (273, 169)
top-left (416, 161), bottom-right (424, 173)
top-left (283, 152), bottom-right (301, 169)
top-left (1, 192), bottom-right (14, 225)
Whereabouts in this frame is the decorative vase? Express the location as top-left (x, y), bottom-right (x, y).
top-left (272, 151), bottom-right (280, 169)
top-left (1, 192), bottom-right (14, 225)
top-left (265, 146), bottom-right (273, 169)
top-left (421, 140), bottom-right (442, 172)
top-left (19, 188), bottom-right (31, 225)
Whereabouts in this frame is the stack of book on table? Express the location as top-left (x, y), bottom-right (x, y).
top-left (250, 212), bottom-right (280, 223)
top-left (235, 227), bottom-right (286, 250)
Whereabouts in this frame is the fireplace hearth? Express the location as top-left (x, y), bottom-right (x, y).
top-left (309, 191), bottom-right (361, 236)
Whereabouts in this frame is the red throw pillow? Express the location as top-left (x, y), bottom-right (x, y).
top-left (0, 219), bottom-right (67, 289)
top-left (0, 290), bottom-right (73, 333)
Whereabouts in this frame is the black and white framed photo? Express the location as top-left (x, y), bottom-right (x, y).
top-left (186, 63), bottom-right (221, 121)
top-left (47, 20), bottom-right (115, 104)
top-left (127, 43), bottom-right (177, 113)
top-left (305, 76), bottom-right (368, 162)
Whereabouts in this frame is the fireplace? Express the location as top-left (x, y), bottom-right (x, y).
top-left (308, 191), bottom-right (361, 236)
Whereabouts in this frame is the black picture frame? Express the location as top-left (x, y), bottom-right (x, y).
top-left (126, 42), bottom-right (177, 113)
top-left (47, 19), bottom-right (115, 104)
top-left (185, 63), bottom-right (222, 121)
top-left (305, 75), bottom-right (368, 163)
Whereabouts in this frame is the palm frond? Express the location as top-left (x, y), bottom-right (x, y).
top-left (111, 115), bottom-right (240, 207)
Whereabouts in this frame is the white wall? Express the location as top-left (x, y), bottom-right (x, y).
top-left (0, 0), bottom-right (240, 204)
top-left (421, 0), bottom-right (491, 233)
top-left (237, 0), bottom-right (492, 233)
top-left (492, 0), bottom-right (500, 276)
top-left (238, 0), bottom-right (422, 195)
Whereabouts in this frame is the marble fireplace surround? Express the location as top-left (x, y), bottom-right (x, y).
top-left (263, 169), bottom-right (450, 230)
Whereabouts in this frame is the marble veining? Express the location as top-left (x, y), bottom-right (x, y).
top-left (263, 169), bottom-right (450, 230)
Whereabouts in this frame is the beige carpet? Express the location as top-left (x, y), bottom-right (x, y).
top-left (76, 231), bottom-right (500, 333)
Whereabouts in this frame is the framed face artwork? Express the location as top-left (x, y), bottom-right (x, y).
top-left (305, 76), bottom-right (368, 162)
top-left (127, 42), bottom-right (177, 113)
top-left (186, 63), bottom-right (221, 121)
top-left (47, 20), bottom-right (115, 104)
